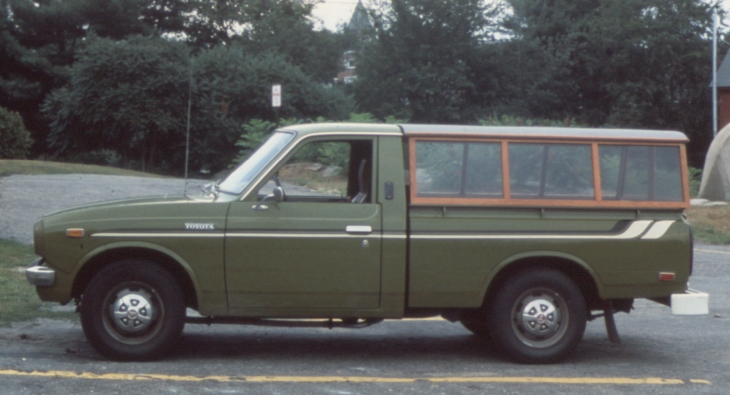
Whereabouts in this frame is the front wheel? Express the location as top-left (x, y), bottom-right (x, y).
top-left (487, 268), bottom-right (586, 364)
top-left (80, 260), bottom-right (186, 361)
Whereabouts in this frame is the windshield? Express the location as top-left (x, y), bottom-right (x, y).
top-left (218, 131), bottom-right (295, 195)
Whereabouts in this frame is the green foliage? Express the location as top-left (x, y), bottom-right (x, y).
top-left (43, 37), bottom-right (354, 175)
top-left (478, 114), bottom-right (583, 127)
top-left (1, 0), bottom-right (197, 156)
top-left (504, 0), bottom-right (717, 164)
top-left (42, 35), bottom-right (191, 172)
top-left (2, 0), bottom-right (721, 172)
top-left (185, 0), bottom-right (344, 83)
top-left (231, 118), bottom-right (303, 164)
top-left (355, 0), bottom-right (503, 123)
top-left (692, 226), bottom-right (730, 245)
top-left (347, 113), bottom-right (379, 123)
top-left (0, 106), bottom-right (32, 159)
top-left (292, 141), bottom-right (349, 170)
top-left (688, 166), bottom-right (702, 198)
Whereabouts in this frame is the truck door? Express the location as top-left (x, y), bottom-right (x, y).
top-left (224, 138), bottom-right (382, 311)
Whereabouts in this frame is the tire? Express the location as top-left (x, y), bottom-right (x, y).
top-left (80, 259), bottom-right (186, 361)
top-left (487, 268), bottom-right (586, 364)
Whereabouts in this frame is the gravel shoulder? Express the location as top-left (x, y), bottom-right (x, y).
top-left (0, 174), bottom-right (207, 245)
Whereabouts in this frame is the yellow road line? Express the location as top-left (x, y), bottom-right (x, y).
top-left (0, 370), bottom-right (710, 385)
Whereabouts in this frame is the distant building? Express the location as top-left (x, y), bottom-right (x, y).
top-left (347, 0), bottom-right (372, 32)
top-left (336, 51), bottom-right (358, 84)
top-left (334, 1), bottom-right (372, 85)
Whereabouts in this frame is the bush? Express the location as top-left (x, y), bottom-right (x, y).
top-left (0, 107), bottom-right (33, 159)
top-left (478, 114), bottom-right (583, 127)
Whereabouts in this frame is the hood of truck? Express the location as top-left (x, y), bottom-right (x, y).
top-left (42, 195), bottom-right (207, 218)
top-left (35, 194), bottom-right (229, 275)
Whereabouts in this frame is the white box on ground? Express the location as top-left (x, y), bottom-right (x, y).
top-left (671, 289), bottom-right (709, 315)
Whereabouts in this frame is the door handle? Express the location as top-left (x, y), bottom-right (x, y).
top-left (346, 225), bottom-right (372, 234)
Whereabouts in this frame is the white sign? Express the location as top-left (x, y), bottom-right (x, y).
top-left (272, 84), bottom-right (282, 108)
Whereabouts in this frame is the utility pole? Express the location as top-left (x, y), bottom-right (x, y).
top-left (713, 1), bottom-right (719, 136)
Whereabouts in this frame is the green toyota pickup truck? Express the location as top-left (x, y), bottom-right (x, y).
top-left (26, 123), bottom-right (708, 363)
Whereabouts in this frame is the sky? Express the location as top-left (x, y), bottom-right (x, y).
top-left (311, 0), bottom-right (370, 31)
top-left (310, 0), bottom-right (730, 32)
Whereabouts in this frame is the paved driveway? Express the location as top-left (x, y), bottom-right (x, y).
top-left (0, 174), bottom-right (207, 244)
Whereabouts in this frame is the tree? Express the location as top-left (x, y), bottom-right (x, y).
top-left (79, 0), bottom-right (195, 39)
top-left (0, 0), bottom-right (87, 154)
top-left (43, 36), bottom-right (354, 174)
top-left (504, 0), bottom-right (718, 164)
top-left (0, 106), bottom-right (32, 159)
top-left (42, 36), bottom-right (191, 171)
top-left (186, 44), bottom-right (355, 172)
top-left (186, 0), bottom-right (344, 83)
top-left (354, 0), bottom-right (504, 123)
top-left (1, 0), bottom-right (198, 157)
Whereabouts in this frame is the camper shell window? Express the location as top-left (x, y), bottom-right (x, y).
top-left (406, 127), bottom-right (689, 209)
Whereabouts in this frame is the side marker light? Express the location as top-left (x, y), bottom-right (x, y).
top-left (66, 228), bottom-right (85, 238)
top-left (659, 272), bottom-right (676, 281)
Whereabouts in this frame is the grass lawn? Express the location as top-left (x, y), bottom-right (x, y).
top-left (0, 159), bottom-right (165, 178)
top-left (0, 239), bottom-right (77, 326)
top-left (685, 205), bottom-right (730, 245)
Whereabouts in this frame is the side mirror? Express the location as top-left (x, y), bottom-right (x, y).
top-left (260, 186), bottom-right (285, 204)
top-left (273, 186), bottom-right (285, 202)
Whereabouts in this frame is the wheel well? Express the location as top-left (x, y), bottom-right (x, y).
top-left (485, 257), bottom-right (602, 311)
top-left (72, 248), bottom-right (198, 309)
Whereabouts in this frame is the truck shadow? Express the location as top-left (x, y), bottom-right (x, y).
top-left (170, 323), bottom-right (497, 362)
top-left (165, 323), bottom-right (669, 365)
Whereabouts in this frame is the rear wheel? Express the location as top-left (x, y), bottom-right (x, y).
top-left (80, 259), bottom-right (185, 361)
top-left (487, 268), bottom-right (586, 364)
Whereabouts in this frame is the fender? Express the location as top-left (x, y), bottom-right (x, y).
top-left (74, 240), bottom-right (204, 305)
top-left (482, 250), bottom-right (604, 297)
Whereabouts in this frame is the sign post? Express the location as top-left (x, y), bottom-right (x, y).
top-left (272, 84), bottom-right (281, 127)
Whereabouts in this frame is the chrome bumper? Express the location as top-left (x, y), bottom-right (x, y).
top-left (671, 289), bottom-right (709, 315)
top-left (26, 258), bottom-right (55, 287)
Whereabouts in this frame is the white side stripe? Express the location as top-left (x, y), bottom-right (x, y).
top-left (411, 220), bottom-right (654, 240)
top-left (641, 220), bottom-right (675, 239)
top-left (92, 232), bottom-right (406, 240)
top-left (91, 221), bottom-right (666, 241)
top-left (92, 233), bottom-right (224, 238)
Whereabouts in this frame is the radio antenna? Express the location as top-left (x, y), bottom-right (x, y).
top-left (184, 57), bottom-right (193, 195)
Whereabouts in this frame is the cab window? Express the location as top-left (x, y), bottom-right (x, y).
top-left (258, 139), bottom-right (373, 203)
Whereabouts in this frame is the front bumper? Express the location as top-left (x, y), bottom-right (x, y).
top-left (671, 289), bottom-right (709, 315)
top-left (26, 258), bottom-right (55, 287)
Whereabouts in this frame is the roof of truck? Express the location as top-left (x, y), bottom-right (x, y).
top-left (277, 123), bottom-right (688, 143)
top-left (400, 124), bottom-right (688, 143)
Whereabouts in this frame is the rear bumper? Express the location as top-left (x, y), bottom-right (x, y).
top-left (26, 258), bottom-right (56, 287)
top-left (671, 289), bottom-right (709, 315)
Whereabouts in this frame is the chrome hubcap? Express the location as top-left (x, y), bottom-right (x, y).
top-left (520, 297), bottom-right (559, 337)
top-left (101, 283), bottom-right (164, 345)
top-left (110, 290), bottom-right (155, 332)
top-left (512, 289), bottom-right (568, 348)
